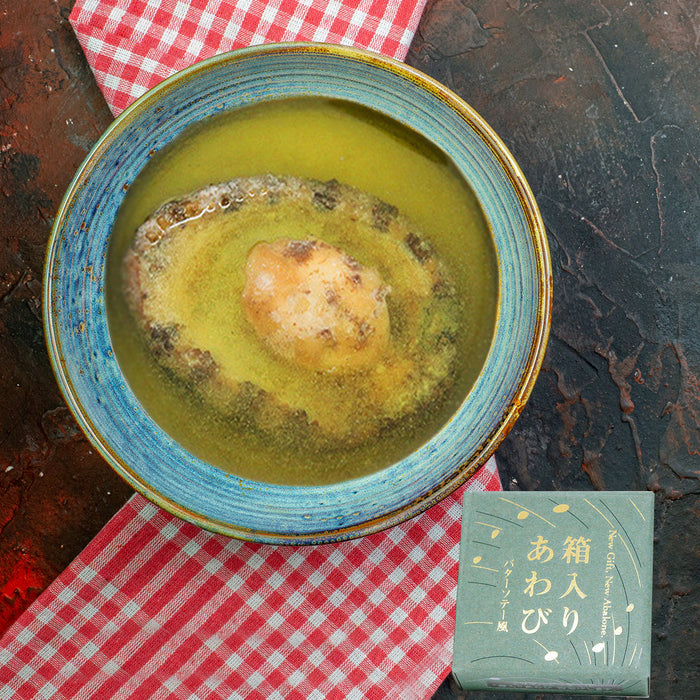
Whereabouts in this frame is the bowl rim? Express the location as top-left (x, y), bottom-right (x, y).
top-left (43, 41), bottom-right (551, 543)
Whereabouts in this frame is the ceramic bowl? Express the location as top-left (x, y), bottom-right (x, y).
top-left (44, 43), bottom-right (551, 544)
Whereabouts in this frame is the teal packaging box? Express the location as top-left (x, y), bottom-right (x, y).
top-left (452, 491), bottom-right (654, 696)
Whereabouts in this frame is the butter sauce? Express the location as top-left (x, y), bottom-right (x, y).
top-left (106, 98), bottom-right (497, 485)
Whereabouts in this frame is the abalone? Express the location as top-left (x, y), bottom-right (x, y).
top-left (123, 174), bottom-right (462, 450)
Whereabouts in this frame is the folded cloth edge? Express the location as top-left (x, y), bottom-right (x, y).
top-left (69, 0), bottom-right (431, 116)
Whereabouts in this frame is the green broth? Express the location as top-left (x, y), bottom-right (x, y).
top-left (106, 97), bottom-right (498, 485)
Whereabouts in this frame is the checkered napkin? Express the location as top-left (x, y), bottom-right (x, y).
top-left (69, 0), bottom-right (431, 115)
top-left (0, 463), bottom-right (500, 699)
top-left (0, 2), bottom-right (503, 697)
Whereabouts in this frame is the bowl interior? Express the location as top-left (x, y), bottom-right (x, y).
top-left (44, 43), bottom-right (550, 544)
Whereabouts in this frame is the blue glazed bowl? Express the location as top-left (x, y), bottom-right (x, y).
top-left (44, 43), bottom-right (550, 544)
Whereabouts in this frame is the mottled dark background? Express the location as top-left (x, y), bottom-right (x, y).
top-left (1, 1), bottom-right (698, 698)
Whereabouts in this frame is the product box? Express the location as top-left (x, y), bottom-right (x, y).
top-left (452, 491), bottom-right (654, 696)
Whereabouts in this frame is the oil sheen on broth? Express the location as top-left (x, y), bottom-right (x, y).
top-left (107, 98), bottom-right (498, 486)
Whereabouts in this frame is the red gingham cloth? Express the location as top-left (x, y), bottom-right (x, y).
top-left (69, 0), bottom-right (431, 115)
top-left (0, 464), bottom-right (500, 699)
top-left (0, 2), bottom-right (503, 697)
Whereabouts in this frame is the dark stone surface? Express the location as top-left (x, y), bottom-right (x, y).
top-left (408, 1), bottom-right (700, 697)
top-left (0, 0), bottom-right (132, 635)
top-left (1, 1), bottom-right (697, 698)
